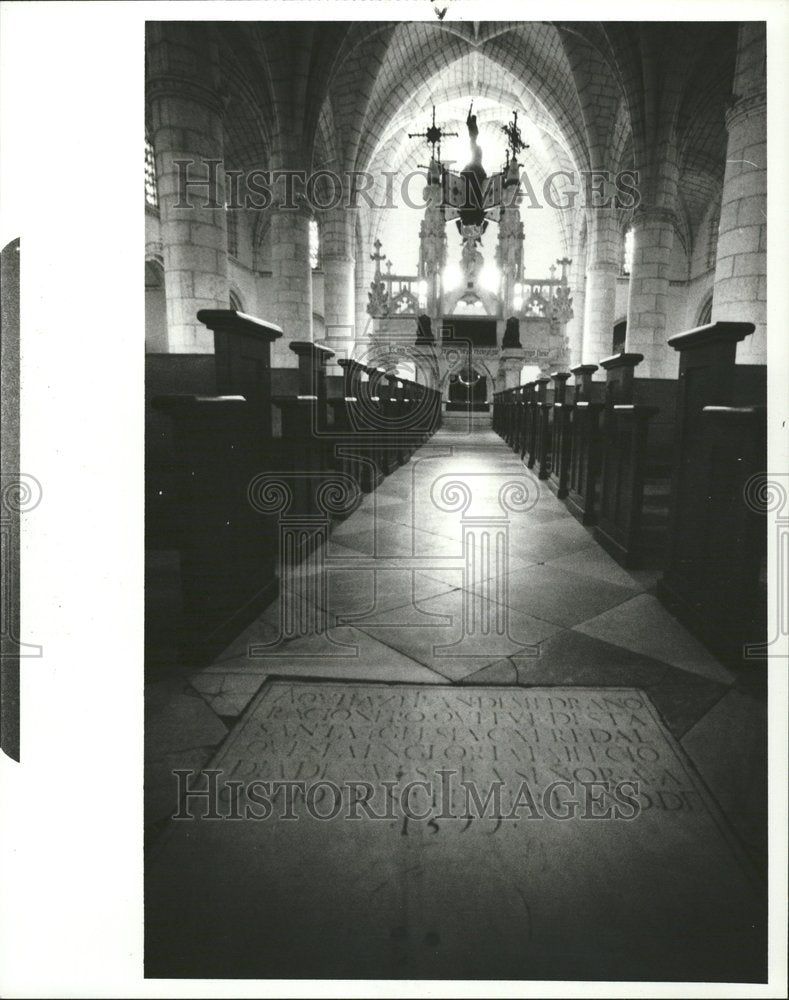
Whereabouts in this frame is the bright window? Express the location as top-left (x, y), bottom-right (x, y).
top-left (145, 137), bottom-right (158, 207)
top-left (224, 205), bottom-right (239, 258)
top-left (309, 219), bottom-right (320, 270)
top-left (622, 227), bottom-right (634, 276)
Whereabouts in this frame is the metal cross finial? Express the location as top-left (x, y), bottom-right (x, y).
top-left (501, 110), bottom-right (528, 158)
top-left (371, 239), bottom-right (386, 263)
top-left (409, 105), bottom-right (458, 161)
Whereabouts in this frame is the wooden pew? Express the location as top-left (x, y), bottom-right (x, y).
top-left (565, 364), bottom-right (604, 525)
top-left (501, 385), bottom-right (524, 456)
top-left (330, 359), bottom-right (382, 494)
top-left (273, 342), bottom-right (338, 538)
top-left (147, 310), bottom-right (283, 667)
top-left (533, 376), bottom-right (554, 479)
top-left (524, 380), bottom-right (541, 468)
top-left (547, 372), bottom-right (572, 498)
top-left (594, 353), bottom-right (659, 567)
top-left (657, 321), bottom-right (767, 668)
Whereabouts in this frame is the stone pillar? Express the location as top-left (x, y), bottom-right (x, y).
top-left (269, 205), bottom-right (313, 368)
top-left (581, 209), bottom-right (619, 376)
top-left (148, 72), bottom-right (228, 353)
top-left (712, 24), bottom-right (766, 364)
top-left (499, 349), bottom-right (526, 390)
top-left (355, 238), bottom-right (373, 345)
top-left (565, 252), bottom-right (587, 368)
top-left (321, 203), bottom-right (357, 350)
top-left (582, 262), bottom-right (618, 374)
top-left (625, 207), bottom-right (677, 378)
top-left (323, 255), bottom-right (355, 337)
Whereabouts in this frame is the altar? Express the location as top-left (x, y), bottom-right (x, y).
top-left (362, 106), bottom-right (574, 405)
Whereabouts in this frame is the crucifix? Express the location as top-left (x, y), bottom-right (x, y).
top-left (501, 110), bottom-right (529, 163)
top-left (371, 239), bottom-right (386, 264)
top-left (409, 105), bottom-right (458, 163)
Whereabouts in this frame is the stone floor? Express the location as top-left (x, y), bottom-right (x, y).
top-left (145, 426), bottom-right (768, 978)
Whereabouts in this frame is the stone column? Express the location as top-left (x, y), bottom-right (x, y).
top-left (712, 24), bottom-right (766, 364)
top-left (499, 349), bottom-right (526, 390)
top-left (353, 222), bottom-right (375, 346)
top-left (625, 207), bottom-right (677, 378)
top-left (582, 263), bottom-right (618, 374)
top-left (323, 255), bottom-right (355, 336)
top-left (581, 210), bottom-right (619, 376)
top-left (321, 204), bottom-right (357, 353)
top-left (148, 74), bottom-right (228, 354)
top-left (269, 205), bottom-right (313, 368)
top-left (565, 251), bottom-right (587, 368)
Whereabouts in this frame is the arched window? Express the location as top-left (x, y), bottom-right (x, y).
top-left (145, 136), bottom-right (158, 208)
top-left (697, 294), bottom-right (713, 326)
top-left (145, 257), bottom-right (166, 351)
top-left (612, 319), bottom-right (627, 354)
top-left (225, 206), bottom-right (239, 258)
top-left (229, 289), bottom-right (244, 312)
top-left (706, 211), bottom-right (719, 272)
top-left (309, 218), bottom-right (320, 270)
top-left (621, 226), bottom-right (634, 276)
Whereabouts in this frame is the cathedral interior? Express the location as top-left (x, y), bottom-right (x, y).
top-left (144, 18), bottom-right (773, 984)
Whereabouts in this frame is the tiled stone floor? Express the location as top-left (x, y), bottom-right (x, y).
top-left (146, 427), bottom-right (767, 875)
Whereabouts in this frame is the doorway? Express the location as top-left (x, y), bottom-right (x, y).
top-left (447, 366), bottom-right (489, 411)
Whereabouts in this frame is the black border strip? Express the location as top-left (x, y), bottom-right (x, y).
top-left (1, 237), bottom-right (21, 761)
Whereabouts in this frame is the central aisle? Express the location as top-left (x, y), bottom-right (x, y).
top-left (144, 427), bottom-right (766, 981)
top-left (190, 426), bottom-right (732, 711)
